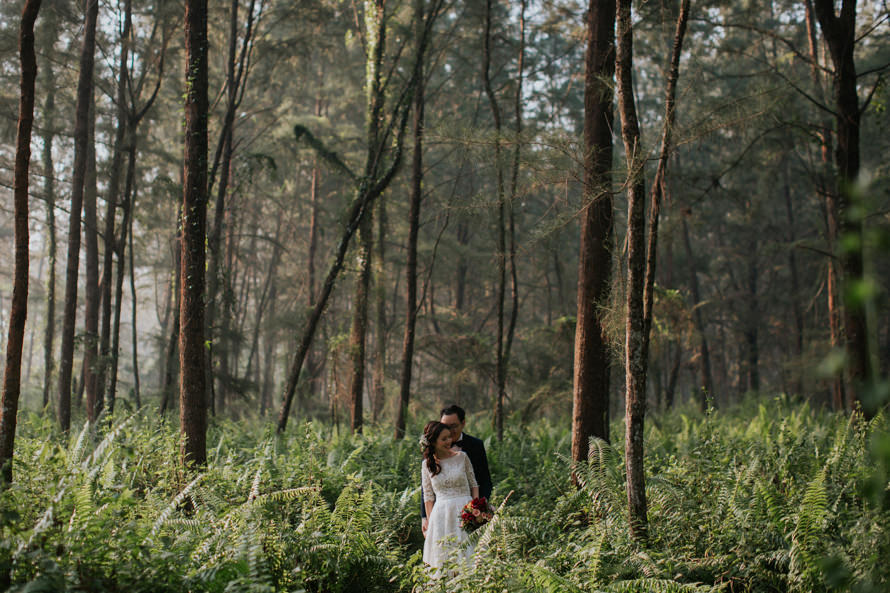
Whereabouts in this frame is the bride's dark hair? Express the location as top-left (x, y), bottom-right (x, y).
top-left (422, 421), bottom-right (449, 476)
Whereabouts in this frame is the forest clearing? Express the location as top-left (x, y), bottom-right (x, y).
top-left (1, 0), bottom-right (889, 591)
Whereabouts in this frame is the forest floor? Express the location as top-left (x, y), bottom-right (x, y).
top-left (1, 396), bottom-right (888, 593)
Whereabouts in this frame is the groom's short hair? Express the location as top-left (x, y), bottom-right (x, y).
top-left (440, 404), bottom-right (465, 422)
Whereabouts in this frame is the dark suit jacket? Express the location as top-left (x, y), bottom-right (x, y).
top-left (421, 432), bottom-right (492, 519)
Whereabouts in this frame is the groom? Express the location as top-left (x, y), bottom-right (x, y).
top-left (421, 404), bottom-right (493, 536)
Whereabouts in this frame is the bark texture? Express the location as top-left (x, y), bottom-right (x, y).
top-left (572, 0), bottom-right (615, 468)
top-left (180, 0), bottom-right (209, 467)
top-left (1, 0), bottom-right (43, 485)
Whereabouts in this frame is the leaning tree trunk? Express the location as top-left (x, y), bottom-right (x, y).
top-left (572, 0), bottom-right (615, 470)
top-left (180, 0), bottom-right (209, 467)
top-left (396, 0), bottom-right (425, 440)
top-left (616, 0), bottom-right (648, 542)
top-left (57, 0), bottom-right (99, 432)
top-left (0, 0), bottom-right (42, 485)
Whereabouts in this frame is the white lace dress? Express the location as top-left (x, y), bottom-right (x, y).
top-left (421, 451), bottom-right (478, 568)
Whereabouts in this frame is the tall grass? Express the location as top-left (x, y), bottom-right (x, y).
top-left (0, 398), bottom-right (887, 592)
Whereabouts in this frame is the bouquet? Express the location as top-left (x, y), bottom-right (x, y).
top-left (460, 497), bottom-right (494, 533)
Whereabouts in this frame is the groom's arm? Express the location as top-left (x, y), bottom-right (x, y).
top-left (473, 439), bottom-right (493, 500)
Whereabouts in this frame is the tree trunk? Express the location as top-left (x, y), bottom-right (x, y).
top-left (206, 0), bottom-right (258, 416)
top-left (260, 283), bottom-right (277, 416)
top-left (160, 230), bottom-right (181, 416)
top-left (572, 0), bottom-right (615, 468)
top-left (616, 0), bottom-right (648, 542)
top-left (1, 0), bottom-right (42, 485)
top-left (812, 0), bottom-right (869, 412)
top-left (349, 213), bottom-right (373, 434)
top-left (57, 0), bottom-right (99, 432)
top-left (396, 0), bottom-right (425, 440)
top-left (180, 0), bottom-right (209, 466)
top-left (306, 96), bottom-right (323, 404)
top-left (40, 4), bottom-right (57, 413)
top-left (665, 342), bottom-right (681, 409)
top-left (681, 214), bottom-right (714, 410)
top-left (83, 92), bottom-right (100, 422)
top-left (108, 143), bottom-right (137, 415)
top-left (481, 0), bottom-right (508, 441)
top-left (350, 0), bottom-right (389, 436)
top-left (782, 162), bottom-right (804, 395)
top-left (128, 209), bottom-right (140, 408)
top-left (97, 0), bottom-right (131, 414)
top-left (744, 242), bottom-right (759, 393)
top-left (372, 193), bottom-right (387, 423)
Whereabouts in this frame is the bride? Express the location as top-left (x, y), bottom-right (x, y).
top-left (420, 420), bottom-right (479, 568)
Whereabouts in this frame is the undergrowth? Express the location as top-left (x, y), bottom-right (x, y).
top-left (0, 398), bottom-right (887, 592)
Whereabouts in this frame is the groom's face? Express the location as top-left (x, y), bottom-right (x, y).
top-left (440, 413), bottom-right (464, 443)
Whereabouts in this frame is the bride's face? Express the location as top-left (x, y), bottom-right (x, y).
top-left (434, 429), bottom-right (453, 454)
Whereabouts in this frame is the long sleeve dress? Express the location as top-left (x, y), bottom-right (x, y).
top-left (421, 451), bottom-right (478, 568)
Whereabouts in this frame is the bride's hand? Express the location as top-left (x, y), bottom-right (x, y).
top-left (422, 517), bottom-right (428, 537)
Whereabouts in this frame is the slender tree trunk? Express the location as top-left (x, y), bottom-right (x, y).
top-left (1, 0), bottom-right (42, 485)
top-left (782, 163), bottom-right (804, 395)
top-left (741, 241), bottom-right (760, 393)
top-left (129, 210), bottom-right (140, 408)
top-left (180, 0), bottom-right (209, 466)
top-left (372, 183), bottom-right (387, 423)
top-left (97, 0), bottom-right (131, 414)
top-left (260, 285), bottom-right (277, 416)
top-left (108, 144), bottom-right (136, 415)
top-left (572, 0), bottom-right (615, 469)
top-left (455, 220), bottom-right (469, 312)
top-left (642, 0), bottom-right (689, 366)
top-left (40, 5), bottom-right (57, 413)
top-left (349, 213), bottom-right (373, 434)
top-left (160, 230), bottom-right (181, 416)
top-left (206, 0), bottom-right (258, 415)
top-left (396, 0), bottom-right (425, 440)
top-left (665, 342), bottom-right (681, 409)
top-left (350, 0), bottom-right (389, 436)
top-left (681, 214), bottom-right (713, 409)
top-left (481, 0), bottom-right (508, 441)
top-left (306, 96), bottom-right (322, 403)
top-left (57, 0), bottom-right (99, 432)
top-left (501, 0), bottom-right (526, 439)
top-left (83, 93), bottom-right (100, 422)
top-left (616, 0), bottom-right (648, 542)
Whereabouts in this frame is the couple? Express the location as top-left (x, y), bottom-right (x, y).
top-left (420, 405), bottom-right (492, 569)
